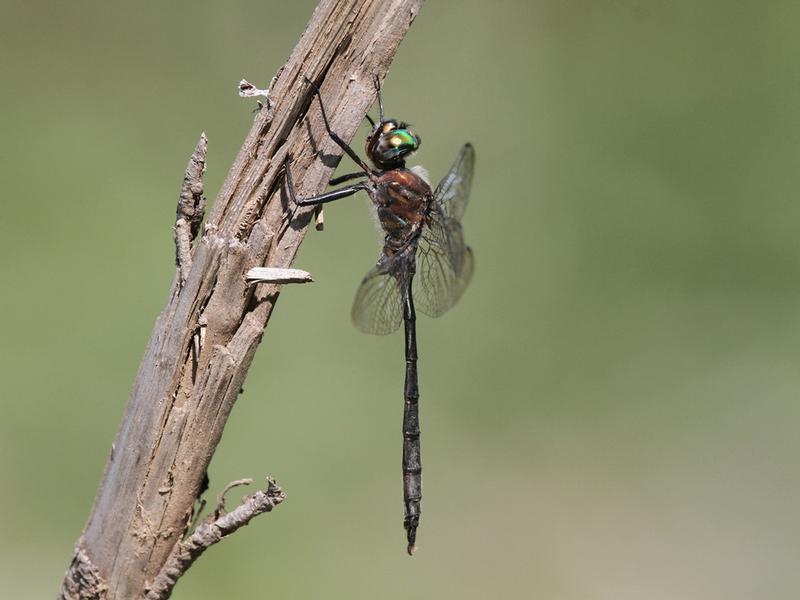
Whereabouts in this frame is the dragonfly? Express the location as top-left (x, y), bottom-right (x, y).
top-left (285, 76), bottom-right (474, 555)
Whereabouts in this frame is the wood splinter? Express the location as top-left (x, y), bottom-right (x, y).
top-left (314, 205), bottom-right (325, 230)
top-left (174, 133), bottom-right (208, 284)
top-left (239, 78), bottom-right (277, 114)
top-left (238, 78), bottom-right (271, 100)
top-left (246, 267), bottom-right (314, 284)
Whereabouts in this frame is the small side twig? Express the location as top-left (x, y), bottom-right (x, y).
top-left (145, 477), bottom-right (286, 600)
top-left (174, 133), bottom-right (208, 284)
top-left (215, 478), bottom-right (253, 515)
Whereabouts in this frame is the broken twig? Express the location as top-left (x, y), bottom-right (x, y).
top-left (144, 477), bottom-right (286, 600)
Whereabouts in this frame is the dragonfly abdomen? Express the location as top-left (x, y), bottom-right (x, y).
top-left (402, 279), bottom-right (422, 555)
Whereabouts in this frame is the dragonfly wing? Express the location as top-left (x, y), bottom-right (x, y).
top-left (433, 143), bottom-right (475, 222)
top-left (354, 144), bottom-right (475, 328)
top-left (414, 208), bottom-right (474, 318)
top-left (351, 256), bottom-right (407, 335)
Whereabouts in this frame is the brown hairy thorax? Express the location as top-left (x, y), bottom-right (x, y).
top-left (371, 168), bottom-right (432, 246)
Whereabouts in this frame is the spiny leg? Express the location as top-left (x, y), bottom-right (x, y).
top-left (284, 155), bottom-right (366, 207)
top-left (303, 77), bottom-right (373, 176)
top-left (373, 75), bottom-right (385, 122)
top-left (329, 171), bottom-right (369, 186)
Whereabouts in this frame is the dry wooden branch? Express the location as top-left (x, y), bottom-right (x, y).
top-left (144, 478), bottom-right (286, 600)
top-left (59, 1), bottom-right (424, 597)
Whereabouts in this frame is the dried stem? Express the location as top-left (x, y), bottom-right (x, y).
top-left (59, 1), bottom-right (425, 597)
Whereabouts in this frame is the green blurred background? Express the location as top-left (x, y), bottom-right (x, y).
top-left (3, 1), bottom-right (800, 597)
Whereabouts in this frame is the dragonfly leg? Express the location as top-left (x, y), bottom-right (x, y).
top-left (303, 76), bottom-right (374, 177)
top-left (329, 171), bottom-right (369, 186)
top-left (373, 75), bottom-right (384, 122)
top-left (360, 78), bottom-right (382, 130)
top-left (284, 155), bottom-right (366, 207)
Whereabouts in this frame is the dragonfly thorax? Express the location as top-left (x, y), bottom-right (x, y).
top-left (366, 169), bottom-right (430, 262)
top-left (366, 119), bottom-right (421, 170)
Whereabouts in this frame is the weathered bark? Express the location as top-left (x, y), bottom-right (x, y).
top-left (59, 1), bottom-right (424, 597)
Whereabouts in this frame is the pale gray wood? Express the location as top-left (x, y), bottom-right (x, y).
top-left (59, 1), bottom-right (425, 597)
top-left (245, 267), bottom-right (314, 283)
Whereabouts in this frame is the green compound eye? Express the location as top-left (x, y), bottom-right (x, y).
top-left (366, 121), bottom-right (421, 168)
top-left (389, 129), bottom-right (419, 151)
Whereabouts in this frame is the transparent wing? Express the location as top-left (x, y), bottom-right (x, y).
top-left (351, 256), bottom-right (408, 335)
top-left (353, 144), bottom-right (475, 330)
top-left (414, 207), bottom-right (474, 318)
top-left (433, 143), bottom-right (475, 222)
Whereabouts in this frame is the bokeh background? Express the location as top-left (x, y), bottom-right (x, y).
top-left (2, 1), bottom-right (800, 598)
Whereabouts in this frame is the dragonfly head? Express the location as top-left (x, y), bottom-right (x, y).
top-left (366, 119), bottom-right (421, 170)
